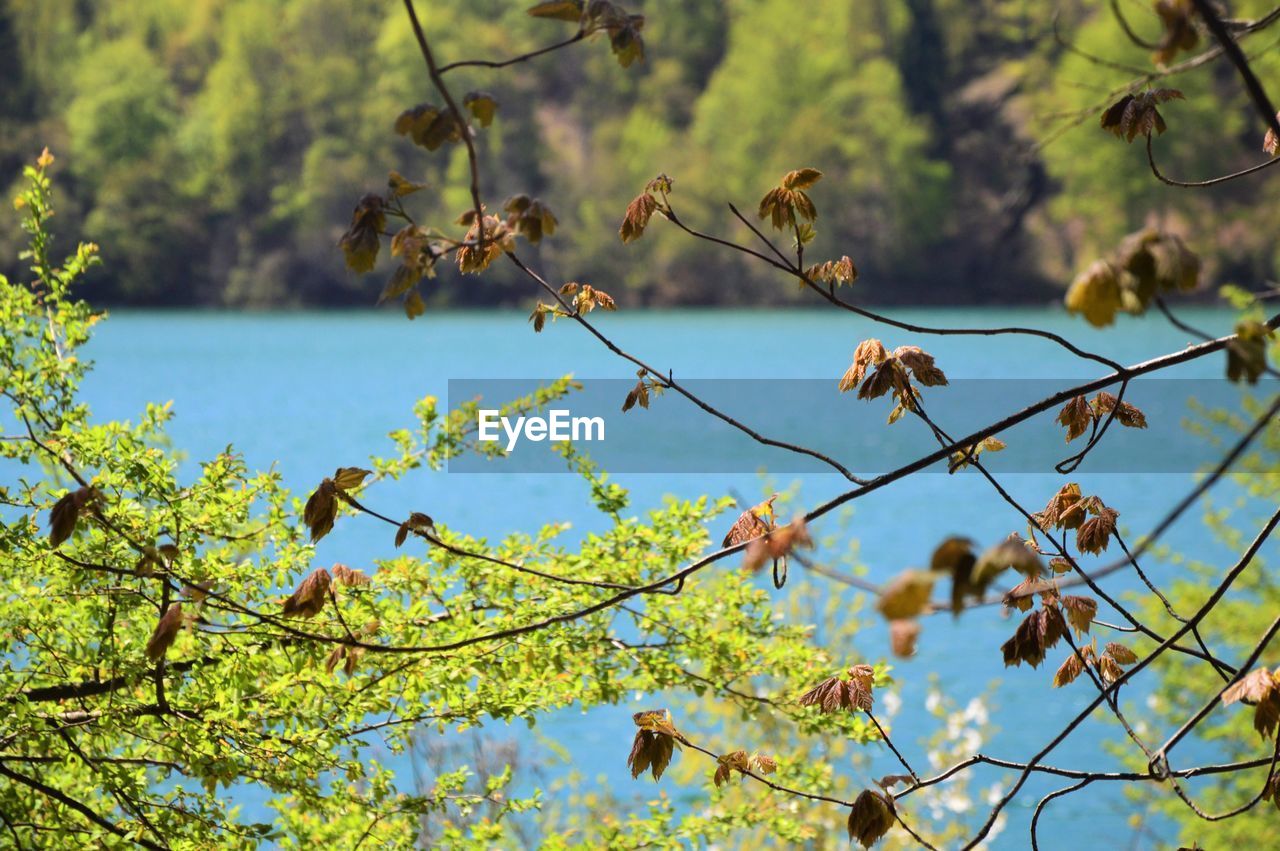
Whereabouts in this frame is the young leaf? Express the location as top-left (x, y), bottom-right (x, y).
top-left (799, 665), bottom-right (875, 713)
top-left (1153, 0), bottom-right (1198, 65)
top-left (1037, 483), bottom-right (1085, 531)
top-left (145, 604), bottom-right (185, 662)
top-left (1223, 668), bottom-right (1278, 706)
top-left (619, 192), bottom-right (658, 244)
top-left (503, 195), bottom-right (557, 243)
top-left (876, 570), bottom-right (935, 620)
top-left (608, 16), bottom-right (645, 67)
top-left (527, 0), bottom-right (583, 21)
top-left (1097, 653), bottom-right (1124, 684)
top-left (847, 789), bottom-right (895, 848)
top-left (303, 480), bottom-right (339, 542)
top-left (1001, 606), bottom-right (1066, 668)
top-left (893, 346), bottom-right (947, 387)
top-left (1056, 396), bottom-right (1093, 443)
top-left (1053, 650), bottom-right (1086, 688)
top-left (282, 567), bottom-right (332, 618)
top-left (1065, 260), bottom-right (1123, 327)
top-left (1099, 89), bottom-right (1183, 142)
top-left (462, 91), bottom-right (498, 127)
top-left (1093, 392), bottom-right (1147, 429)
top-left (339, 195), bottom-right (386, 274)
top-left (627, 709), bottom-right (681, 781)
top-left (332, 467), bottom-right (372, 491)
top-left (722, 495), bottom-right (776, 547)
top-left (331, 563), bottom-right (371, 587)
top-left (781, 168), bottom-right (822, 190)
top-left (807, 255), bottom-right (858, 287)
top-left (1076, 505), bottom-right (1119, 555)
top-left (404, 289), bottom-right (426, 320)
top-left (48, 486), bottom-right (93, 548)
top-left (1060, 595), bottom-right (1097, 634)
top-left (839, 339), bottom-right (889, 391)
top-left (1227, 320), bottom-right (1273, 384)
top-left (1105, 642), bottom-right (1139, 665)
top-left (388, 170), bottom-right (428, 197)
top-left (888, 619), bottom-right (921, 658)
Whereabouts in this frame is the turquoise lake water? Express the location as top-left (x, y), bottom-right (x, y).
top-left (73, 307), bottom-right (1272, 849)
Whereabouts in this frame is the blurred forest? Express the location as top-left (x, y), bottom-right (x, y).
top-left (2, 0), bottom-right (1278, 308)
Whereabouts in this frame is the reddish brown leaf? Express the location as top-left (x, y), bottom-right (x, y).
top-left (1002, 606), bottom-right (1067, 669)
top-left (893, 345), bottom-right (948, 387)
top-left (48, 487), bottom-right (94, 548)
top-left (722, 495), bottom-right (776, 547)
top-left (1076, 507), bottom-right (1119, 555)
top-left (1223, 668), bottom-right (1277, 706)
top-left (303, 479), bottom-right (339, 543)
top-left (1092, 392), bottom-right (1147, 429)
top-left (858, 359), bottom-right (907, 401)
top-left (1153, 0), bottom-right (1199, 65)
top-left (282, 567), bottom-right (332, 618)
top-left (1100, 89), bottom-right (1183, 143)
top-left (1097, 653), bottom-right (1125, 684)
top-left (807, 255), bottom-right (858, 286)
top-left (627, 709), bottom-right (680, 781)
top-left (1056, 396), bottom-right (1093, 443)
top-left (1105, 642), bottom-right (1138, 665)
top-left (1060, 595), bottom-right (1097, 634)
top-left (1053, 650), bottom-right (1086, 688)
top-left (145, 604), bottom-right (184, 663)
top-left (331, 563), bottom-right (371, 588)
top-left (888, 619), bottom-right (921, 658)
top-left (839, 339), bottom-right (889, 391)
top-left (847, 789), bottom-right (895, 848)
top-left (799, 665), bottom-right (875, 714)
top-left (1037, 483), bottom-right (1085, 531)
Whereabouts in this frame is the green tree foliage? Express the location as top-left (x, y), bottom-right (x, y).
top-left (2, 155), bottom-right (940, 847)
top-left (6, 0), bottom-right (1280, 306)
